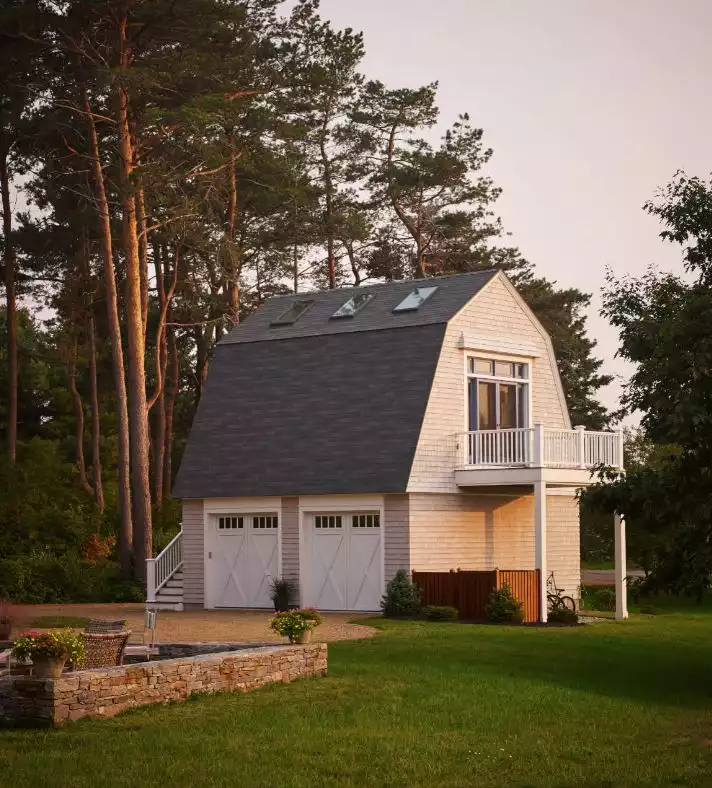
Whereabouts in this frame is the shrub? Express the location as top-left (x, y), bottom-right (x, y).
top-left (485, 584), bottom-right (524, 623)
top-left (548, 607), bottom-right (579, 626)
top-left (422, 605), bottom-right (459, 622)
top-left (381, 569), bottom-right (421, 617)
top-left (270, 608), bottom-right (323, 642)
top-left (581, 585), bottom-right (616, 612)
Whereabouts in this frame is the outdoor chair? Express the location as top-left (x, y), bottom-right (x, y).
top-left (84, 619), bottom-right (127, 634)
top-left (81, 630), bottom-right (132, 669)
top-left (124, 608), bottom-right (160, 661)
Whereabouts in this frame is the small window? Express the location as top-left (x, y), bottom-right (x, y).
top-left (253, 515), bottom-right (278, 529)
top-left (352, 514), bottom-right (380, 528)
top-left (315, 515), bottom-right (342, 529)
top-left (331, 292), bottom-right (374, 319)
top-left (495, 360), bottom-right (514, 378)
top-left (470, 358), bottom-right (493, 375)
top-left (514, 363), bottom-right (528, 380)
top-left (270, 299), bottom-right (314, 326)
top-left (469, 357), bottom-right (529, 380)
top-left (218, 516), bottom-right (243, 530)
top-left (393, 286), bottom-right (438, 313)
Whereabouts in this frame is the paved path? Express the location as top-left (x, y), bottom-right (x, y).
top-left (10, 603), bottom-right (378, 644)
top-left (582, 569), bottom-right (645, 586)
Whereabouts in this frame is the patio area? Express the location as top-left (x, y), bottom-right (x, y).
top-left (8, 604), bottom-right (377, 644)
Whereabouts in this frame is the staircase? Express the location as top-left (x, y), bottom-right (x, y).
top-left (146, 530), bottom-right (184, 611)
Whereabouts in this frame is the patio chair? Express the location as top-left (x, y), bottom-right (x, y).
top-left (81, 630), bottom-right (132, 669)
top-left (84, 619), bottom-right (127, 634)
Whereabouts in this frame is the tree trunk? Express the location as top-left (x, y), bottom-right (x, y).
top-left (163, 324), bottom-right (178, 498)
top-left (86, 305), bottom-right (104, 512)
top-left (224, 130), bottom-right (240, 322)
top-left (1, 144), bottom-right (17, 463)
top-left (136, 184), bottom-right (149, 341)
top-left (118, 16), bottom-right (152, 583)
top-left (151, 244), bottom-right (167, 509)
top-left (83, 85), bottom-right (133, 577)
top-left (68, 330), bottom-right (93, 498)
top-left (319, 115), bottom-right (337, 289)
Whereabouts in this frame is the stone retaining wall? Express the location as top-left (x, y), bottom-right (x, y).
top-left (0, 643), bottom-right (327, 727)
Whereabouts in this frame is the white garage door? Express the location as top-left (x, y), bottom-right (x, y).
top-left (212, 514), bottom-right (278, 608)
top-left (309, 512), bottom-right (382, 611)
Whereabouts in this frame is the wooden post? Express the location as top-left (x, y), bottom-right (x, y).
top-left (614, 512), bottom-right (628, 620)
top-left (146, 558), bottom-right (157, 604)
top-left (533, 424), bottom-right (544, 467)
top-left (575, 425), bottom-right (586, 468)
top-left (534, 480), bottom-right (547, 622)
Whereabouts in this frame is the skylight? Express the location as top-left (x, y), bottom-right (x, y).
top-left (270, 299), bottom-right (314, 326)
top-left (331, 292), bottom-right (374, 319)
top-left (393, 286), bottom-right (438, 313)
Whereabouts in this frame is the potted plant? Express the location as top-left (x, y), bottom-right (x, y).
top-left (0, 598), bottom-right (12, 641)
top-left (269, 577), bottom-right (296, 612)
top-left (11, 629), bottom-right (85, 679)
top-left (270, 608), bottom-right (323, 644)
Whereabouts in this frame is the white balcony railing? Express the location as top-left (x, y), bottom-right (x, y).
top-left (460, 425), bottom-right (624, 470)
top-left (146, 529), bottom-right (183, 603)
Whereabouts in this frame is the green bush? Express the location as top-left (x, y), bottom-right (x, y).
top-left (581, 585), bottom-right (616, 611)
top-left (0, 554), bottom-right (143, 604)
top-left (422, 605), bottom-right (459, 622)
top-left (548, 607), bottom-right (579, 626)
top-left (485, 584), bottom-right (524, 623)
top-left (381, 569), bottom-right (421, 617)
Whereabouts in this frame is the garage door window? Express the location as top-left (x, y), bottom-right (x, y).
top-left (218, 516), bottom-right (243, 530)
top-left (352, 514), bottom-right (380, 528)
top-left (315, 515), bottom-right (342, 529)
top-left (253, 515), bottom-right (278, 529)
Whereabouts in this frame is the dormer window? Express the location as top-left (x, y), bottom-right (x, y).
top-left (270, 299), bottom-right (314, 326)
top-left (467, 356), bottom-right (530, 432)
top-left (331, 292), bottom-right (374, 319)
top-left (393, 286), bottom-right (438, 312)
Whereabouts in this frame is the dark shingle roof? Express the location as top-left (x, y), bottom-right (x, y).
top-left (173, 324), bottom-right (446, 498)
top-left (174, 270), bottom-right (500, 499)
top-left (221, 269), bottom-right (498, 345)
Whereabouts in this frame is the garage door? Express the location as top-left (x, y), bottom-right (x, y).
top-left (212, 514), bottom-right (278, 608)
top-left (309, 512), bottom-right (382, 611)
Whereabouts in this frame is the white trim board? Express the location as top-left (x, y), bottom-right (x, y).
top-left (458, 332), bottom-right (541, 358)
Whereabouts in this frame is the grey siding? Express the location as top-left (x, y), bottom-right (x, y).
top-left (384, 494), bottom-right (410, 582)
top-left (281, 496), bottom-right (300, 601)
top-left (182, 499), bottom-right (205, 606)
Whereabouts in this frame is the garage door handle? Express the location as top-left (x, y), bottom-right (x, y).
top-left (208, 551), bottom-right (212, 559)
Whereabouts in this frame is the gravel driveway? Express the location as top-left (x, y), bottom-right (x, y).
top-left (10, 603), bottom-right (378, 644)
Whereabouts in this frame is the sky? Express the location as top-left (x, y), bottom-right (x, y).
top-left (317, 0), bottom-right (711, 416)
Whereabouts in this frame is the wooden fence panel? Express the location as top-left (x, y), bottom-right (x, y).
top-left (497, 569), bottom-right (540, 623)
top-left (412, 569), bottom-right (540, 623)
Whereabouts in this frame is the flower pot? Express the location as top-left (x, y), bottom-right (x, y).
top-left (273, 594), bottom-right (289, 612)
top-left (0, 620), bottom-right (11, 640)
top-left (290, 629), bottom-right (313, 645)
top-left (32, 656), bottom-right (66, 679)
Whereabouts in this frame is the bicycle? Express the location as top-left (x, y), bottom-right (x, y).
top-left (547, 571), bottom-right (576, 612)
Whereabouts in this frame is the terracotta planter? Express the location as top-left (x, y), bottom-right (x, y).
top-left (32, 656), bottom-right (66, 679)
top-left (290, 629), bottom-right (313, 644)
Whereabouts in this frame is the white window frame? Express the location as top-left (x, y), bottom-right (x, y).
top-left (465, 353), bottom-right (533, 432)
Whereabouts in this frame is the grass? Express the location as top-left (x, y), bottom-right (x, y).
top-left (29, 616), bottom-right (90, 629)
top-left (2, 602), bottom-right (712, 787)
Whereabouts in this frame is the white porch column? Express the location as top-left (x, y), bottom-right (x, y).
top-left (146, 558), bottom-right (157, 604)
top-left (534, 480), bottom-right (547, 623)
top-left (614, 512), bottom-right (628, 620)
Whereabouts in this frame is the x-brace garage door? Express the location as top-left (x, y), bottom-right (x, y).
top-left (212, 514), bottom-right (278, 608)
top-left (309, 512), bottom-right (382, 611)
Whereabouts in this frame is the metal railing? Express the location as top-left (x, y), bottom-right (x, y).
top-left (460, 425), bottom-right (623, 469)
top-left (146, 530), bottom-right (183, 603)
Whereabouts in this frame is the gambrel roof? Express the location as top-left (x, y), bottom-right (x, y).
top-left (173, 270), bottom-right (499, 499)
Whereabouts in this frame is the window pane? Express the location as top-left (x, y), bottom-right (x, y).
top-left (478, 381), bottom-right (497, 430)
top-left (270, 299), bottom-right (314, 326)
top-left (393, 286), bottom-right (438, 312)
top-left (474, 358), bottom-right (493, 375)
top-left (495, 360), bottom-right (514, 378)
top-left (517, 383), bottom-right (528, 427)
top-left (499, 384), bottom-right (518, 429)
top-left (515, 363), bottom-right (528, 379)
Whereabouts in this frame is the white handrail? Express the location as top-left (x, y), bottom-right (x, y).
top-left (147, 530), bottom-right (183, 602)
top-left (460, 426), bottom-right (623, 470)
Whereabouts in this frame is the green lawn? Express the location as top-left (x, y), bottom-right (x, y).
top-left (2, 606), bottom-right (712, 788)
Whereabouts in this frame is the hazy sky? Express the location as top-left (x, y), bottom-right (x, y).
top-left (318, 0), bottom-right (710, 415)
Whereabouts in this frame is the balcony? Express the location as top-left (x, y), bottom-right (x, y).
top-left (455, 425), bottom-right (624, 488)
